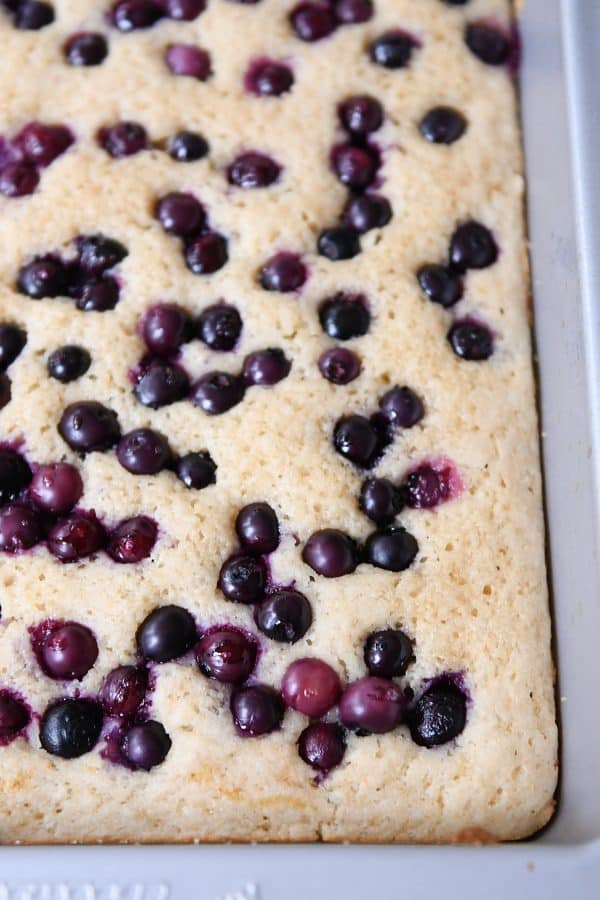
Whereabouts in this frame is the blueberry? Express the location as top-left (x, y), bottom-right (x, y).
top-left (0, 375), bottom-right (10, 410)
top-left (235, 502), bottom-right (279, 555)
top-left (364, 526), bottom-right (418, 572)
top-left (58, 401), bottom-right (121, 453)
top-left (134, 362), bottom-right (190, 408)
top-left (332, 144), bottom-right (378, 190)
top-left (259, 252), bottom-right (307, 292)
top-left (448, 320), bottom-right (493, 360)
top-left (465, 23), bottom-right (510, 66)
top-left (245, 58), bottom-right (294, 96)
top-left (155, 192), bottom-right (205, 237)
top-left (191, 371), bottom-right (245, 415)
top-left (230, 684), bottom-right (284, 737)
top-left (339, 676), bottom-right (406, 733)
top-left (408, 678), bottom-right (467, 747)
top-left (47, 345), bottom-right (91, 383)
top-left (370, 31), bottom-right (417, 69)
top-left (0, 448), bottom-right (32, 504)
top-left (185, 232), bottom-right (229, 275)
top-left (359, 477), bottom-right (403, 525)
top-left (196, 628), bottom-right (258, 683)
top-left (302, 529), bottom-right (358, 578)
top-left (77, 234), bottom-right (128, 275)
top-left (290, 3), bottom-right (337, 42)
top-left (167, 131), bottom-right (209, 162)
top-left (17, 256), bottom-right (68, 299)
top-left (64, 32), bottom-right (109, 66)
top-left (15, 1), bottom-right (54, 29)
top-left (165, 0), bottom-right (206, 19)
top-left (14, 122), bottom-right (73, 168)
top-left (333, 415), bottom-right (380, 468)
top-left (338, 95), bottom-right (383, 136)
top-left (227, 152), bottom-right (281, 189)
top-left (141, 303), bottom-right (193, 357)
top-left (0, 324), bottom-right (26, 372)
top-left (379, 385), bottom-right (424, 428)
top-left (0, 690), bottom-right (30, 740)
top-left (29, 463), bottom-right (83, 515)
top-left (36, 621), bottom-right (98, 680)
top-left (111, 0), bottom-right (164, 31)
top-left (281, 658), bottom-right (341, 717)
top-left (165, 44), bottom-right (211, 80)
top-left (98, 121), bottom-right (149, 158)
top-left (417, 264), bottom-right (463, 307)
top-left (107, 516), bottom-right (157, 564)
top-left (218, 554), bottom-right (266, 604)
top-left (117, 428), bottom-right (172, 475)
top-left (122, 721), bottom-right (172, 770)
top-left (197, 304), bottom-right (242, 351)
top-left (449, 221), bottom-right (497, 271)
top-left (333, 0), bottom-right (373, 24)
top-left (48, 513), bottom-right (106, 562)
top-left (318, 347), bottom-right (361, 385)
top-left (40, 699), bottom-right (103, 759)
top-left (175, 451), bottom-right (217, 489)
top-left (100, 665), bottom-right (148, 717)
top-left (254, 590), bottom-right (312, 643)
top-left (0, 504), bottom-right (41, 553)
top-left (76, 277), bottom-right (120, 312)
top-left (419, 107), bottom-right (467, 144)
top-left (242, 348), bottom-right (291, 387)
top-left (343, 194), bottom-right (392, 233)
top-left (136, 605), bottom-right (197, 662)
top-left (0, 162), bottom-right (39, 197)
top-left (298, 722), bottom-right (346, 772)
top-left (317, 226), bottom-right (360, 261)
top-left (364, 628), bottom-right (414, 678)
top-left (319, 294), bottom-right (370, 340)
top-left (402, 462), bottom-right (456, 508)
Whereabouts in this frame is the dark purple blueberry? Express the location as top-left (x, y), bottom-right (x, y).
top-left (165, 0), bottom-right (206, 19)
top-left (319, 294), bottom-right (370, 340)
top-left (245, 58), bottom-right (294, 96)
top-left (77, 234), bottom-right (128, 275)
top-left (116, 428), bottom-right (172, 475)
top-left (37, 621), bottom-right (98, 680)
top-left (141, 302), bottom-right (192, 356)
top-left (98, 121), bottom-right (149, 158)
top-left (242, 348), bottom-right (291, 387)
top-left (338, 95), bottom-right (383, 136)
top-left (136, 604), bottom-right (197, 662)
top-left (0, 690), bottom-right (30, 739)
top-left (111, 0), bottom-right (164, 31)
top-left (359, 477), bottom-right (403, 525)
top-left (165, 44), bottom-right (211, 80)
top-left (409, 678), bottom-right (467, 747)
top-left (230, 684), bottom-right (284, 737)
top-left (58, 401), bottom-right (121, 453)
top-left (196, 628), bottom-right (258, 683)
top-left (448, 320), bottom-right (493, 360)
top-left (465, 23), bottom-right (510, 65)
top-left (175, 451), bottom-right (217, 489)
top-left (64, 32), bottom-right (109, 66)
top-left (0, 162), bottom-right (39, 198)
top-left (334, 0), bottom-right (372, 23)
top-left (227, 152), bottom-right (281, 189)
top-left (298, 722), bottom-right (346, 772)
top-left (0, 504), bottom-right (41, 552)
top-left (290, 3), bottom-right (336, 41)
top-left (167, 130), bottom-right (209, 162)
top-left (364, 628), bottom-right (414, 678)
top-left (0, 375), bottom-right (11, 410)
top-left (0, 324), bottom-right (26, 372)
top-left (197, 304), bottom-right (242, 351)
top-left (76, 276), bottom-right (120, 312)
top-left (185, 232), bottom-right (229, 275)
top-left (107, 516), bottom-right (158, 564)
top-left (343, 194), bottom-right (392, 233)
top-left (15, 1), bottom-right (54, 29)
top-left (370, 30), bottom-right (417, 69)
top-left (0, 448), bottom-right (32, 504)
top-left (17, 256), bottom-right (68, 299)
top-left (29, 463), bottom-right (83, 515)
top-left (417, 264), bottom-right (463, 307)
top-left (218, 553), bottom-right (266, 604)
top-left (419, 106), bottom-right (467, 144)
top-left (339, 676), bottom-right (406, 733)
top-left (333, 415), bottom-right (380, 468)
top-left (364, 526), bottom-right (418, 572)
top-left (191, 371), bottom-right (245, 415)
top-left (449, 221), bottom-right (497, 271)
top-left (155, 192), bottom-right (205, 237)
top-left (302, 529), bottom-right (358, 578)
top-left (100, 665), bottom-right (148, 717)
top-left (379, 385), bottom-right (424, 429)
top-left (318, 347), bottom-right (361, 385)
top-left (235, 501), bottom-right (279, 555)
top-left (282, 657), bottom-right (342, 717)
top-left (40, 699), bottom-right (103, 759)
top-left (317, 226), bottom-right (360, 260)
top-left (259, 252), bottom-right (307, 292)
top-left (254, 590), bottom-right (312, 643)
top-left (134, 361), bottom-right (190, 408)
top-left (47, 345), bottom-right (91, 383)
top-left (332, 144), bottom-right (378, 190)
top-left (48, 513), bottom-right (106, 562)
top-left (14, 122), bottom-right (74, 168)
top-left (122, 720), bottom-right (171, 770)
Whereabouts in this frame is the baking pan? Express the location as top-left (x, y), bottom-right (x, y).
top-left (1, 0), bottom-right (599, 895)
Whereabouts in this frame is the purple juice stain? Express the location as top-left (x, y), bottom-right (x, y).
top-left (402, 457), bottom-right (463, 509)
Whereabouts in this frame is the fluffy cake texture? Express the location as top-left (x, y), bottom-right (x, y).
top-left (0, 0), bottom-right (557, 843)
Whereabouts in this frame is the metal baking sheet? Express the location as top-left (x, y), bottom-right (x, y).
top-left (1, 0), bottom-right (599, 895)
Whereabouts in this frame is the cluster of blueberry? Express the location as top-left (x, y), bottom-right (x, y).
top-left (0, 121), bottom-right (73, 199)
top-left (0, 447), bottom-right (158, 562)
top-left (155, 189), bottom-right (227, 277)
top-left (110, 0), bottom-right (206, 31)
top-left (97, 121), bottom-right (210, 164)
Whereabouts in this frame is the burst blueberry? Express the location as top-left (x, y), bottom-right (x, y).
top-left (409, 677), bottom-right (467, 747)
top-left (48, 513), bottom-right (106, 562)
